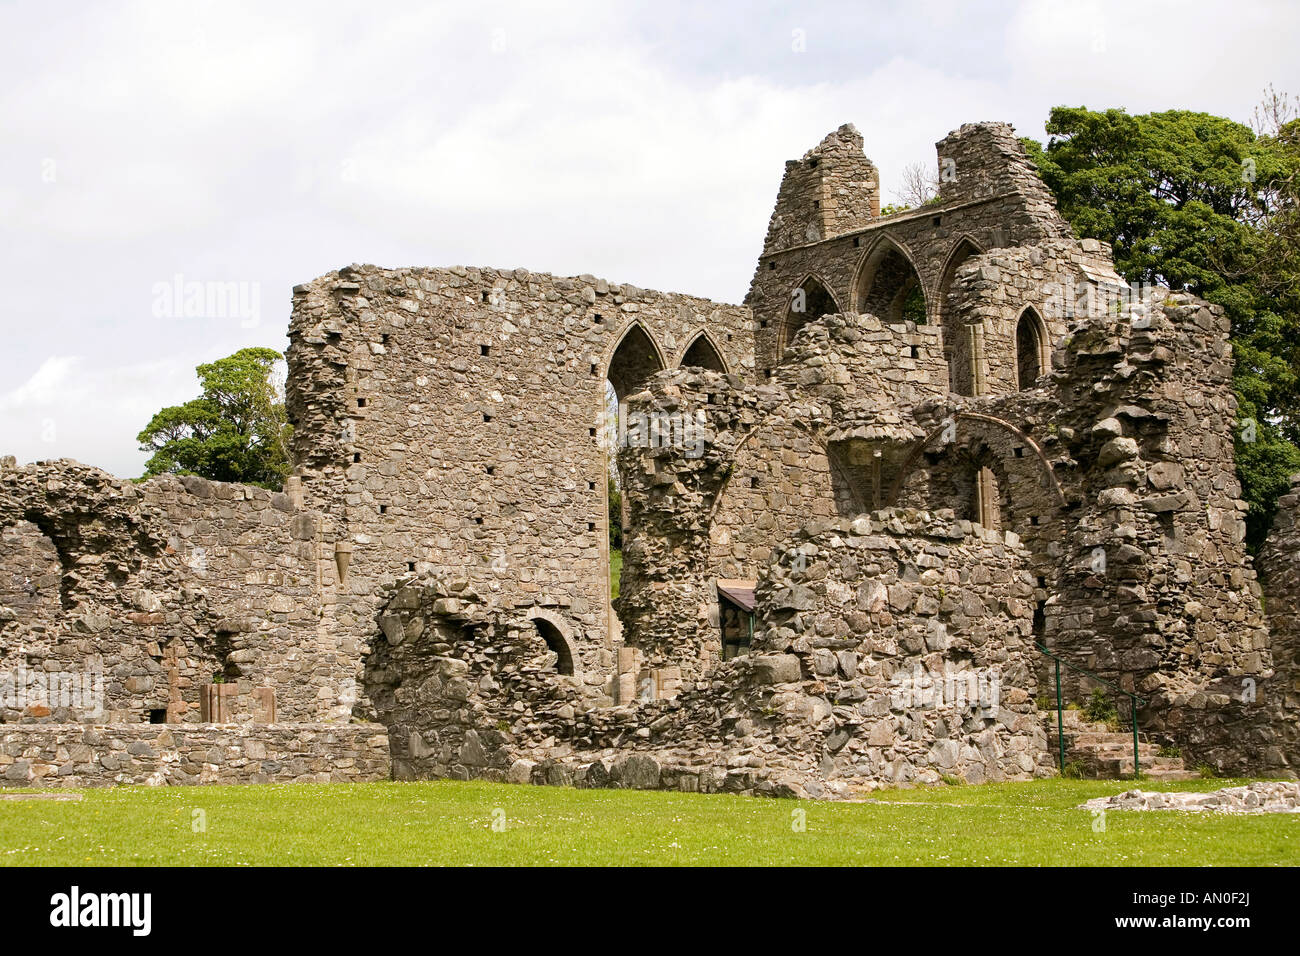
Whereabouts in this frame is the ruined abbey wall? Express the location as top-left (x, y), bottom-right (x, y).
top-left (752, 513), bottom-right (1054, 785)
top-left (1041, 293), bottom-right (1269, 703)
top-left (2, 118), bottom-right (1296, 792)
top-left (944, 238), bottom-right (1122, 394)
top-left (365, 511), bottom-right (1053, 798)
top-left (0, 461), bottom-right (338, 725)
top-left (707, 419), bottom-right (838, 578)
top-left (286, 265), bottom-right (755, 704)
top-left (891, 287), bottom-right (1279, 771)
top-left (746, 123), bottom-right (1074, 377)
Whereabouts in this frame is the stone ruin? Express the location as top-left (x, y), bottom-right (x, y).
top-left (2, 121), bottom-right (1298, 796)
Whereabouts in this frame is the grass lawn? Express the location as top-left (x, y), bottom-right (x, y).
top-left (610, 547), bottom-right (622, 599)
top-left (0, 777), bottom-right (1295, 866)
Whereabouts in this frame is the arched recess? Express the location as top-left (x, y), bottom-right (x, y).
top-left (602, 321), bottom-right (668, 630)
top-left (704, 417), bottom-right (863, 523)
top-left (780, 274), bottom-right (840, 356)
top-left (703, 416), bottom-right (845, 578)
top-left (854, 238), bottom-right (928, 325)
top-left (605, 320), bottom-right (667, 401)
top-left (902, 447), bottom-right (1008, 529)
top-left (888, 412), bottom-right (1068, 589)
top-left (528, 611), bottom-right (578, 677)
top-left (887, 412), bottom-right (1066, 511)
top-left (680, 331), bottom-right (728, 373)
top-left (1015, 307), bottom-right (1049, 390)
top-left (936, 236), bottom-right (984, 397)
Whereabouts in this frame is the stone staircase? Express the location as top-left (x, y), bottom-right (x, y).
top-left (1042, 709), bottom-right (1197, 780)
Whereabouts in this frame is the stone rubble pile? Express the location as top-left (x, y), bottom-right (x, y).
top-left (1082, 780), bottom-right (1300, 814)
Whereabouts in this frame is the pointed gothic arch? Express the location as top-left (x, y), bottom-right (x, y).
top-left (780, 274), bottom-right (840, 356)
top-left (605, 320), bottom-right (667, 401)
top-left (854, 238), bottom-right (927, 325)
top-left (1015, 307), bottom-right (1049, 389)
top-left (936, 236), bottom-right (984, 396)
top-left (680, 331), bottom-right (728, 373)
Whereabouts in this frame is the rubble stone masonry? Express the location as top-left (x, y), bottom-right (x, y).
top-left (2, 119), bottom-right (1296, 792)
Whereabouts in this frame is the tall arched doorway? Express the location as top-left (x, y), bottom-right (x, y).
top-left (604, 322), bottom-right (667, 620)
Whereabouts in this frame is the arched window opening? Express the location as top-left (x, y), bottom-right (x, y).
top-left (606, 323), bottom-right (665, 402)
top-left (681, 334), bottom-right (726, 373)
top-left (604, 323), bottom-right (665, 615)
top-left (857, 244), bottom-right (927, 325)
top-left (534, 618), bottom-right (575, 676)
top-left (1016, 309), bottom-right (1047, 389)
top-left (782, 276), bottom-right (838, 354)
top-left (937, 238), bottom-right (983, 396)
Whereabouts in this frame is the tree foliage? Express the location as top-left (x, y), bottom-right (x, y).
top-left (137, 347), bottom-right (292, 490)
top-left (1022, 103), bottom-right (1300, 550)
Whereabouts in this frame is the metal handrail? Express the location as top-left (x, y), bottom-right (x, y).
top-left (1036, 644), bottom-right (1147, 778)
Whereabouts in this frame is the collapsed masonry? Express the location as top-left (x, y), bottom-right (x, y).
top-left (2, 121), bottom-right (1297, 795)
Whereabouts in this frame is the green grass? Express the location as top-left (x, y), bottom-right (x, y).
top-left (1, 777), bottom-right (1295, 866)
top-left (609, 547), bottom-right (622, 600)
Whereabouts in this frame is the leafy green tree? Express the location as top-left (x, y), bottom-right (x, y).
top-left (1023, 105), bottom-right (1300, 549)
top-left (137, 347), bottom-right (292, 489)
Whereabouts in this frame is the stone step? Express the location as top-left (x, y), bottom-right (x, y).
top-left (1040, 709), bottom-right (1190, 780)
top-left (1044, 712), bottom-right (1141, 736)
top-left (1054, 732), bottom-right (1154, 748)
top-left (1138, 767), bottom-right (1201, 781)
top-left (1089, 754), bottom-right (1192, 779)
top-left (1067, 742), bottom-right (1159, 756)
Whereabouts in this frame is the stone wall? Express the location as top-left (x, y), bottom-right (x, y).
top-left (366, 512), bottom-right (1053, 798)
top-left (751, 512), bottom-right (1054, 786)
top-left (1259, 477), bottom-right (1300, 692)
top-left (286, 265), bottom-right (756, 705)
top-left (0, 460), bottom-right (339, 724)
top-left (916, 291), bottom-right (1280, 772)
top-left (944, 237), bottom-right (1123, 395)
top-left (0, 722), bottom-right (390, 787)
top-left (1254, 477), bottom-right (1300, 766)
top-left (708, 418), bottom-right (838, 577)
top-left (893, 400), bottom-right (1069, 599)
top-left (761, 124), bottom-right (880, 256)
top-left (1042, 293), bottom-right (1269, 699)
top-left (935, 122), bottom-right (1072, 220)
top-left (746, 122), bottom-right (1075, 374)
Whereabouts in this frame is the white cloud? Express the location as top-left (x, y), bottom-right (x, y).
top-left (0, 356), bottom-right (81, 412)
top-left (0, 0), bottom-right (1296, 476)
top-left (0, 354), bottom-right (201, 477)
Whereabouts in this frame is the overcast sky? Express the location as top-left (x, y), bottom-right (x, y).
top-left (2, 0), bottom-right (1298, 477)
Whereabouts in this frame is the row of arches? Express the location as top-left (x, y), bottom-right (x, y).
top-left (780, 236), bottom-right (1050, 393)
top-left (605, 324), bottom-right (728, 403)
top-left (781, 235), bottom-right (979, 340)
